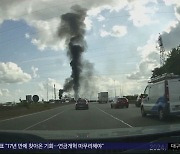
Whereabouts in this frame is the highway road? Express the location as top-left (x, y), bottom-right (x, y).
top-left (0, 102), bottom-right (180, 130)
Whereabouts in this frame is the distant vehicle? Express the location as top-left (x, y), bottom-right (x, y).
top-left (49, 99), bottom-right (55, 103)
top-left (2, 102), bottom-right (15, 106)
top-left (141, 73), bottom-right (180, 120)
top-left (89, 100), bottom-right (94, 102)
top-left (108, 99), bottom-right (113, 103)
top-left (65, 99), bottom-right (69, 103)
top-left (111, 97), bottom-right (129, 109)
top-left (135, 94), bottom-right (143, 107)
top-left (70, 98), bottom-right (75, 103)
top-left (75, 98), bottom-right (89, 110)
top-left (98, 92), bottom-right (108, 103)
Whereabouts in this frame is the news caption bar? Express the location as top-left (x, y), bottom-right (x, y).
top-left (0, 142), bottom-right (177, 151)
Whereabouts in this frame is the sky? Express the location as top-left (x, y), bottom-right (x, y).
top-left (0, 0), bottom-right (180, 103)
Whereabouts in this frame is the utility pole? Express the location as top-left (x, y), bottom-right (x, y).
top-left (119, 85), bottom-right (121, 97)
top-left (120, 85), bottom-right (122, 97)
top-left (52, 85), bottom-right (53, 100)
top-left (157, 33), bottom-right (165, 66)
top-left (47, 81), bottom-right (49, 102)
top-left (121, 84), bottom-right (123, 97)
top-left (54, 84), bottom-right (56, 100)
top-left (114, 80), bottom-right (116, 98)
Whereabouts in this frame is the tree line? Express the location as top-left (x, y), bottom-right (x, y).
top-left (152, 45), bottom-right (180, 78)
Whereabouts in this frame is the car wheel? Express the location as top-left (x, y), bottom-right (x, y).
top-left (111, 105), bottom-right (113, 109)
top-left (158, 108), bottom-right (165, 121)
top-left (141, 107), bottom-right (146, 117)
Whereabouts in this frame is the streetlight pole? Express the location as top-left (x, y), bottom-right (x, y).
top-left (47, 80), bottom-right (49, 102)
top-left (114, 80), bottom-right (116, 98)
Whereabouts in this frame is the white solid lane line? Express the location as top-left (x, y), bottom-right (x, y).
top-left (95, 106), bottom-right (133, 128)
top-left (23, 109), bottom-right (68, 130)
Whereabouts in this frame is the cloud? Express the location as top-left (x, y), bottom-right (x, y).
top-left (28, 18), bottom-right (66, 51)
top-left (38, 78), bottom-right (62, 91)
top-left (112, 25), bottom-right (127, 37)
top-left (127, 34), bottom-right (160, 80)
top-left (127, 58), bottom-right (158, 80)
top-left (97, 15), bottom-right (105, 21)
top-left (161, 21), bottom-right (180, 51)
top-left (0, 0), bottom-right (141, 51)
top-left (127, 0), bottom-right (158, 27)
top-left (153, 1), bottom-right (180, 51)
top-left (127, 6), bottom-right (180, 81)
top-left (25, 33), bottom-right (30, 39)
top-left (100, 29), bottom-right (109, 37)
top-left (137, 34), bottom-right (159, 58)
top-left (163, 0), bottom-right (180, 21)
top-left (84, 17), bottom-right (92, 31)
top-left (0, 62), bottom-right (31, 83)
top-left (100, 25), bottom-right (127, 37)
top-left (31, 66), bottom-right (39, 78)
top-left (0, 89), bottom-right (9, 96)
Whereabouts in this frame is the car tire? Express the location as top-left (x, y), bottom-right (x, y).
top-left (158, 108), bottom-right (165, 121)
top-left (141, 107), bottom-right (146, 117)
top-left (111, 105), bottom-right (113, 109)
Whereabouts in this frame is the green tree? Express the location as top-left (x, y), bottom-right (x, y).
top-left (151, 45), bottom-right (180, 78)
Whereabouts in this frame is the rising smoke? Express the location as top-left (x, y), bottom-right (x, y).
top-left (58, 5), bottom-right (88, 99)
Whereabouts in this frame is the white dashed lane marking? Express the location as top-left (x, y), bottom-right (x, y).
top-left (23, 109), bottom-right (68, 130)
top-left (95, 106), bottom-right (133, 128)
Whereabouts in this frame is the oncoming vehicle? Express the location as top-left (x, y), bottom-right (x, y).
top-left (75, 98), bottom-right (89, 110)
top-left (111, 97), bottom-right (129, 109)
top-left (141, 73), bottom-right (180, 120)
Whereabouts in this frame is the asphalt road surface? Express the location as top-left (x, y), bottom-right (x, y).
top-left (0, 102), bottom-right (180, 130)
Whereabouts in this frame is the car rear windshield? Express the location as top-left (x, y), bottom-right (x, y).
top-left (117, 98), bottom-right (127, 101)
top-left (77, 99), bottom-right (86, 103)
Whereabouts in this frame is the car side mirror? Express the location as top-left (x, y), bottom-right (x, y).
top-left (142, 94), bottom-right (148, 98)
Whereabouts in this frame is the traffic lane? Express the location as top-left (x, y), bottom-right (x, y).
top-left (26, 103), bottom-right (132, 130)
top-left (0, 104), bottom-right (72, 130)
top-left (93, 103), bottom-right (180, 127)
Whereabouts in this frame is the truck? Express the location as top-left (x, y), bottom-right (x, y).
top-left (141, 73), bottom-right (180, 120)
top-left (98, 92), bottom-right (108, 104)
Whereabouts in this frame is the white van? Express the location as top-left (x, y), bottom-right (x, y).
top-left (141, 73), bottom-right (180, 120)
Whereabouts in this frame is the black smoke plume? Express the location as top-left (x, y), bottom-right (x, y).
top-left (58, 5), bottom-right (87, 99)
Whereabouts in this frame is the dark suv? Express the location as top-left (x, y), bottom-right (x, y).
top-left (111, 97), bottom-right (129, 109)
top-left (75, 98), bottom-right (89, 110)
